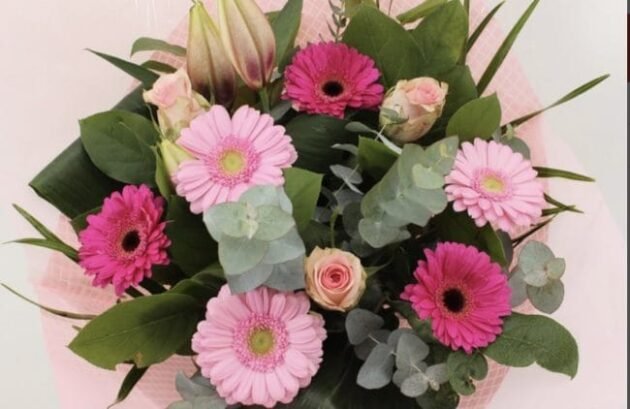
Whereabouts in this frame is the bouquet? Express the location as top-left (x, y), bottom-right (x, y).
top-left (8, 0), bottom-right (608, 408)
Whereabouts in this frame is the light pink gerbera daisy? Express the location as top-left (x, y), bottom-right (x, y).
top-left (174, 105), bottom-right (297, 214)
top-left (283, 42), bottom-right (384, 118)
top-left (78, 185), bottom-right (170, 296)
top-left (445, 138), bottom-right (545, 232)
top-left (401, 242), bottom-right (511, 353)
top-left (192, 285), bottom-right (326, 408)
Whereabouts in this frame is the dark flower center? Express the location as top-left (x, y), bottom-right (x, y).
top-left (322, 81), bottom-right (344, 97)
top-left (121, 230), bottom-right (141, 253)
top-left (442, 288), bottom-right (466, 313)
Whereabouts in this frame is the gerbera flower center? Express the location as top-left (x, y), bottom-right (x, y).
top-left (121, 230), bottom-right (141, 253)
top-left (442, 288), bottom-right (466, 313)
top-left (248, 327), bottom-right (275, 356)
top-left (219, 149), bottom-right (246, 176)
top-left (322, 80), bottom-right (345, 98)
top-left (481, 175), bottom-right (506, 194)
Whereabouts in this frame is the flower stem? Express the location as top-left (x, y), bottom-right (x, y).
top-left (258, 88), bottom-right (271, 113)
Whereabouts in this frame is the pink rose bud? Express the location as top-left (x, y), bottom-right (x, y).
top-left (143, 68), bottom-right (209, 139)
top-left (159, 139), bottom-right (193, 178)
top-left (187, 0), bottom-right (237, 105)
top-left (305, 247), bottom-right (367, 312)
top-left (380, 77), bottom-right (448, 144)
top-left (218, 0), bottom-right (276, 91)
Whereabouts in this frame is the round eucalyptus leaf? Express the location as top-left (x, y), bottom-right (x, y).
top-left (218, 236), bottom-right (268, 276)
top-left (346, 308), bottom-right (385, 345)
top-left (254, 205), bottom-right (295, 241)
top-left (527, 280), bottom-right (565, 314)
top-left (396, 333), bottom-right (430, 371)
top-left (387, 328), bottom-right (415, 349)
top-left (225, 264), bottom-right (273, 294)
top-left (357, 343), bottom-right (395, 390)
top-left (518, 241), bottom-right (554, 277)
top-left (412, 164), bottom-right (444, 189)
top-left (262, 228), bottom-right (305, 265)
top-left (425, 363), bottom-right (449, 387)
top-left (355, 329), bottom-right (391, 361)
top-left (545, 257), bottom-right (566, 280)
top-left (203, 203), bottom-right (250, 241)
top-left (263, 255), bottom-right (306, 292)
top-left (400, 372), bottom-right (429, 397)
top-left (509, 268), bottom-right (528, 307)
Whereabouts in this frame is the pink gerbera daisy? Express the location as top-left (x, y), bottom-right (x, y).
top-left (401, 242), bottom-right (511, 353)
top-left (78, 185), bottom-right (170, 296)
top-left (283, 42), bottom-right (384, 118)
top-left (445, 138), bottom-right (545, 232)
top-left (174, 105), bottom-right (297, 214)
top-left (192, 285), bottom-right (326, 408)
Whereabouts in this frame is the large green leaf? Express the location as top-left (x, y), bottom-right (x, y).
top-left (29, 87), bottom-right (149, 218)
top-left (477, 0), bottom-right (540, 94)
top-left (342, 6), bottom-right (422, 87)
top-left (89, 50), bottom-right (159, 88)
top-left (165, 197), bottom-right (218, 276)
top-left (283, 167), bottom-right (322, 232)
top-left (69, 293), bottom-right (202, 370)
top-left (410, 1), bottom-right (468, 75)
top-left (284, 114), bottom-right (351, 173)
top-left (358, 137), bottom-right (399, 180)
top-left (80, 110), bottom-right (159, 186)
top-left (446, 94), bottom-right (502, 141)
top-left (271, 0), bottom-right (303, 70)
top-left (396, 0), bottom-right (448, 24)
top-left (483, 313), bottom-right (579, 378)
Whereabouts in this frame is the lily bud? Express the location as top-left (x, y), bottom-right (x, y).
top-left (218, 0), bottom-right (276, 90)
top-left (159, 139), bottom-right (193, 178)
top-left (380, 77), bottom-right (448, 144)
top-left (187, 1), bottom-right (237, 105)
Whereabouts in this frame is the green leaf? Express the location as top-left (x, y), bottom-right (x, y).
top-left (446, 94), bottom-right (502, 141)
top-left (358, 137), bottom-right (399, 180)
top-left (165, 197), bottom-right (218, 275)
top-left (435, 65), bottom-right (479, 120)
top-left (108, 365), bottom-right (149, 408)
top-left (254, 205), bottom-right (296, 241)
top-left (534, 166), bottom-right (595, 182)
top-left (70, 207), bottom-right (101, 233)
top-left (1, 284), bottom-right (95, 320)
top-left (410, 1), bottom-right (469, 75)
top-left (544, 194), bottom-right (583, 214)
top-left (357, 344), bottom-right (395, 389)
top-left (12, 204), bottom-right (65, 244)
top-left (88, 49), bottom-right (159, 87)
top-left (69, 293), bottom-right (202, 370)
top-left (141, 60), bottom-right (177, 74)
top-left (343, 6), bottom-right (422, 87)
top-left (131, 37), bottom-right (186, 57)
top-left (285, 115), bottom-right (351, 173)
top-left (527, 280), bottom-right (565, 314)
top-left (153, 147), bottom-right (173, 199)
top-left (346, 308), bottom-right (385, 345)
top-left (283, 167), bottom-right (323, 232)
top-left (477, 0), bottom-right (540, 94)
top-left (432, 206), bottom-right (509, 267)
top-left (446, 351), bottom-right (488, 395)
top-left (396, 0), bottom-right (447, 24)
top-left (396, 333), bottom-right (430, 371)
top-left (219, 236), bottom-right (269, 275)
top-left (80, 110), bottom-right (159, 185)
top-left (483, 313), bottom-right (579, 378)
top-left (415, 382), bottom-right (460, 409)
top-left (466, 1), bottom-right (505, 52)
top-left (12, 238), bottom-right (78, 262)
top-left (271, 0), bottom-right (303, 70)
top-left (170, 275), bottom-right (224, 306)
top-left (509, 74), bottom-right (610, 127)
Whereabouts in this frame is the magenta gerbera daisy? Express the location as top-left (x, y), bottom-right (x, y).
top-left (445, 138), bottom-right (545, 232)
top-left (78, 185), bottom-right (170, 296)
top-left (173, 105), bottom-right (297, 214)
top-left (192, 285), bottom-right (326, 408)
top-left (401, 242), bottom-right (511, 353)
top-left (283, 42), bottom-right (385, 118)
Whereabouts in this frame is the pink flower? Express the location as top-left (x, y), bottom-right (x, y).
top-left (304, 247), bottom-right (366, 312)
top-left (401, 242), bottom-right (511, 353)
top-left (445, 138), bottom-right (545, 232)
top-left (192, 285), bottom-right (326, 408)
top-left (78, 185), bottom-right (170, 296)
top-left (173, 105), bottom-right (297, 214)
top-left (283, 42), bottom-right (384, 118)
top-left (380, 77), bottom-right (448, 143)
top-left (143, 68), bottom-right (207, 137)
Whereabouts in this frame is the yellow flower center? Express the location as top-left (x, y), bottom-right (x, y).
top-left (481, 175), bottom-right (505, 194)
top-left (248, 328), bottom-right (275, 356)
top-left (219, 150), bottom-right (246, 176)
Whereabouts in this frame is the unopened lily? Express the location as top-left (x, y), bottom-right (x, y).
top-left (217, 0), bottom-right (276, 91)
top-left (187, 0), bottom-right (236, 105)
top-left (159, 139), bottom-right (193, 178)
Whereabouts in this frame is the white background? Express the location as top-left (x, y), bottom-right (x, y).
top-left (0, 0), bottom-right (625, 408)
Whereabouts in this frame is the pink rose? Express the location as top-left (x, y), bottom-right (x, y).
top-left (305, 247), bottom-right (367, 312)
top-left (379, 77), bottom-right (448, 143)
top-left (143, 68), bottom-right (208, 138)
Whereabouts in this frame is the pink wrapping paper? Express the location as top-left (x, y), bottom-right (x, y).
top-left (32, 1), bottom-right (551, 408)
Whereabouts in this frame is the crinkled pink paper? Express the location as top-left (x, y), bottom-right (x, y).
top-left (33, 1), bottom-right (548, 408)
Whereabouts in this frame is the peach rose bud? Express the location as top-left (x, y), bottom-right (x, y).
top-left (218, 0), bottom-right (276, 91)
top-left (305, 247), bottom-right (367, 312)
top-left (143, 68), bottom-right (208, 139)
top-left (379, 77), bottom-right (448, 144)
top-left (188, 0), bottom-right (237, 105)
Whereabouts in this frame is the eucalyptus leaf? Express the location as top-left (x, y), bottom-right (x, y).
top-left (355, 329), bottom-right (391, 361)
top-left (396, 333), bottom-right (430, 371)
top-left (254, 205), bottom-right (295, 241)
top-left (400, 372), bottom-right (429, 397)
top-left (483, 313), bottom-right (579, 378)
top-left (426, 364), bottom-right (449, 387)
top-left (508, 268), bottom-right (528, 307)
top-left (346, 308), bottom-right (385, 345)
top-left (218, 236), bottom-right (268, 276)
top-left (527, 280), bottom-right (565, 314)
top-left (331, 164), bottom-right (362, 185)
top-left (446, 351), bottom-right (488, 395)
top-left (357, 343), bottom-right (395, 389)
